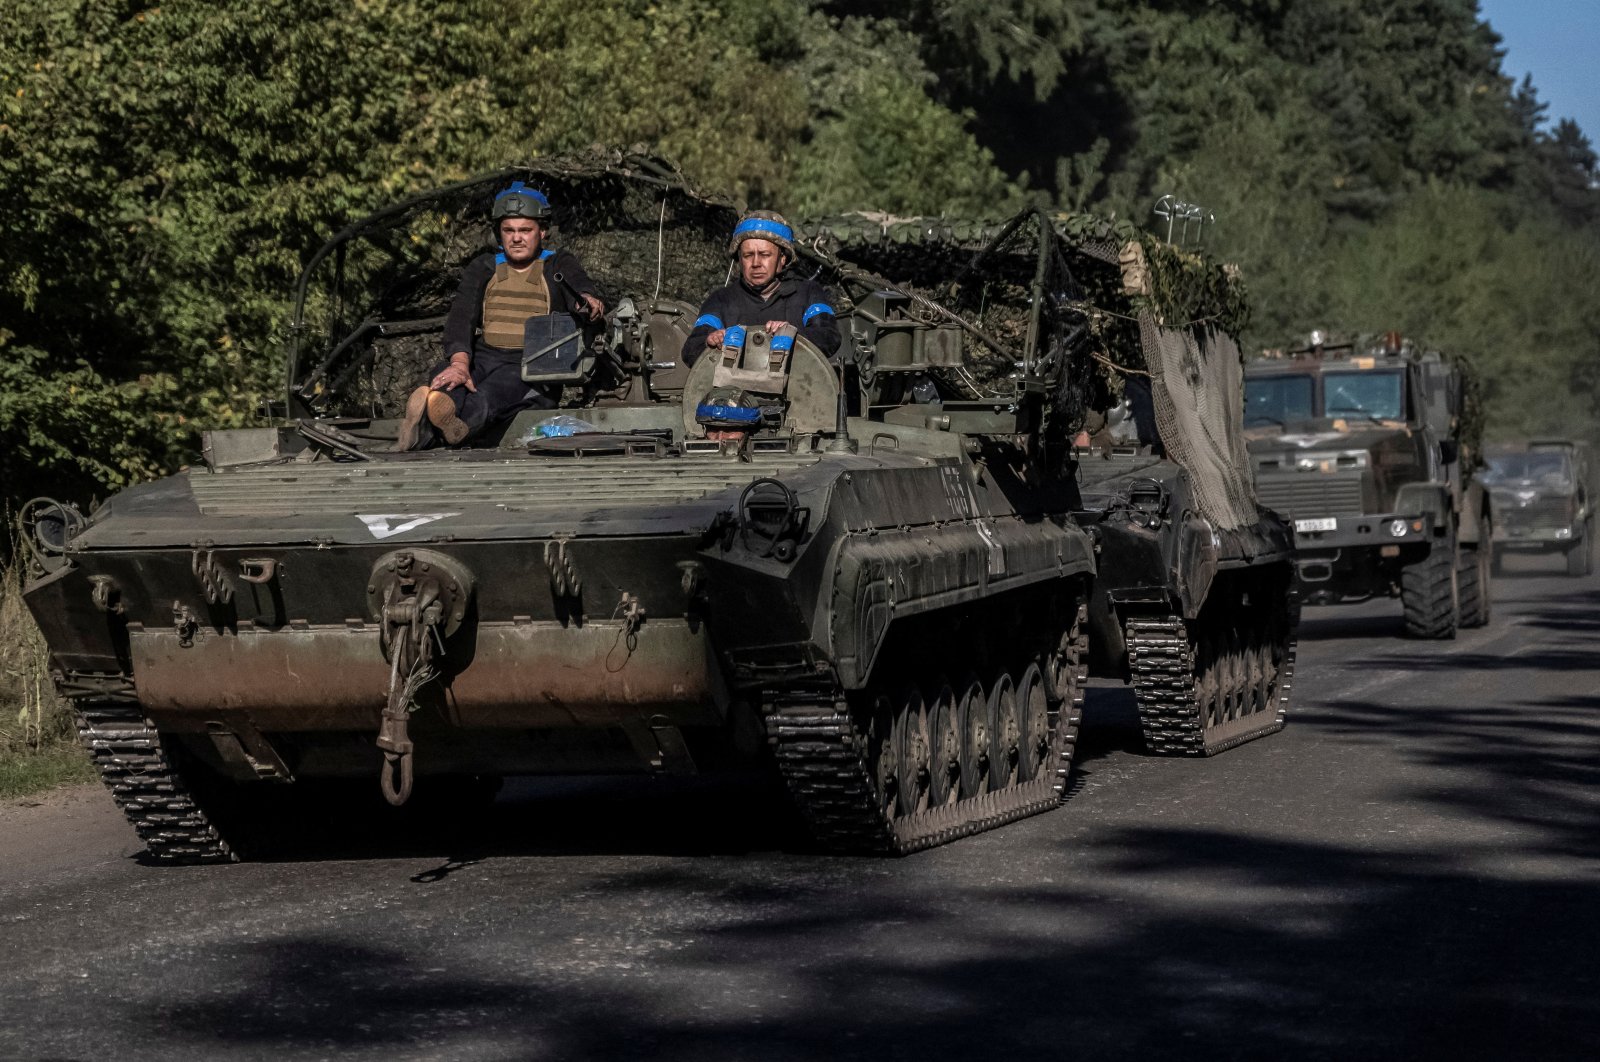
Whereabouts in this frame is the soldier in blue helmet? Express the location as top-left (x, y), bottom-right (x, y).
top-left (396, 182), bottom-right (606, 450)
top-left (682, 210), bottom-right (841, 365)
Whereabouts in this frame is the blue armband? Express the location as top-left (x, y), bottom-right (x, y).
top-left (693, 314), bottom-right (724, 330)
top-left (802, 303), bottom-right (835, 324)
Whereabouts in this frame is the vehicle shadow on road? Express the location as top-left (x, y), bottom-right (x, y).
top-left (86, 606), bottom-right (1600, 1060)
top-left (121, 728), bottom-right (1600, 1062)
top-left (194, 770), bottom-right (805, 866)
top-left (1295, 608), bottom-right (1407, 642)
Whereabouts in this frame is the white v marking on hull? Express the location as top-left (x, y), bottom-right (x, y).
top-left (357, 513), bottom-right (460, 540)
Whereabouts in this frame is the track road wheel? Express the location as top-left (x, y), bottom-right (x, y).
top-left (955, 677), bottom-right (990, 798)
top-left (986, 672), bottom-right (1020, 790)
top-left (893, 687), bottom-right (931, 818)
top-left (1016, 663), bottom-right (1053, 783)
top-left (1401, 534), bottom-right (1459, 639)
top-left (867, 694), bottom-right (900, 820)
top-left (762, 588), bottom-right (1095, 854)
top-left (925, 680), bottom-right (961, 809)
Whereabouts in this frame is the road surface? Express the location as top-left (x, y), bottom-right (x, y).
top-left (3, 557), bottom-right (1596, 1060)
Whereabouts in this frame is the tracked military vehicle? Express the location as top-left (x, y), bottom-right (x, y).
top-left (1243, 334), bottom-right (1493, 637)
top-left (21, 154), bottom-right (1287, 862)
top-left (1039, 239), bottom-right (1297, 756)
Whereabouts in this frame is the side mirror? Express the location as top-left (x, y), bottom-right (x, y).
top-left (1439, 439), bottom-right (1459, 466)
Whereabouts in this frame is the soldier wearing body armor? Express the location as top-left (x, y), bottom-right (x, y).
top-left (682, 211), bottom-right (841, 365)
top-left (396, 182), bottom-right (605, 450)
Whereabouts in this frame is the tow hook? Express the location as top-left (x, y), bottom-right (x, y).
top-left (367, 549), bottom-right (474, 806)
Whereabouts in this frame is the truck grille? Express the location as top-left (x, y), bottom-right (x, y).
top-left (1498, 495), bottom-right (1571, 532)
top-left (1254, 472), bottom-right (1365, 520)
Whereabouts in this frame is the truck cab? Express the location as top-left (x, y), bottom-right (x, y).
top-left (1242, 335), bottom-right (1492, 637)
top-left (1483, 440), bottom-right (1595, 576)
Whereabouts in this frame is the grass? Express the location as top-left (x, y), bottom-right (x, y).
top-left (0, 552), bottom-right (96, 800)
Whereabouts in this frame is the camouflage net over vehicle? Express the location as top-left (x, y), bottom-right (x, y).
top-left (290, 150), bottom-right (744, 419)
top-left (287, 151), bottom-right (1261, 527)
top-left (798, 211), bottom-right (1250, 386)
top-left (800, 210), bottom-right (1261, 528)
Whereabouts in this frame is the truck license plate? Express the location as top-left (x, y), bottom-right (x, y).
top-left (1295, 518), bottom-right (1337, 533)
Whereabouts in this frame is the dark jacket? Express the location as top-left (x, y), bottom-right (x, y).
top-left (682, 274), bottom-right (842, 364)
top-left (442, 248), bottom-right (600, 357)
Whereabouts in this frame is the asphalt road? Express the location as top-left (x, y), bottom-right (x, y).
top-left (3, 555), bottom-right (1597, 1061)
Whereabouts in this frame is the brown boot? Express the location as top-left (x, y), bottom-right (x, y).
top-left (392, 386), bottom-right (432, 452)
top-left (426, 390), bottom-right (470, 445)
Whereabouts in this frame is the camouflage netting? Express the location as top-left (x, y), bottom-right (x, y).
top-left (290, 153), bottom-right (1262, 527)
top-left (801, 210), bottom-right (1261, 527)
top-left (1140, 323), bottom-right (1260, 529)
top-left (291, 151), bottom-right (743, 418)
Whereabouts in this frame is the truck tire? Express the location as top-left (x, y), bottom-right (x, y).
top-left (1456, 540), bottom-right (1491, 628)
top-left (1566, 533), bottom-right (1593, 578)
top-left (1402, 535), bottom-right (1459, 639)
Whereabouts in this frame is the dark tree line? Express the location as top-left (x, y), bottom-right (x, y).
top-left (1, 0), bottom-right (1595, 506)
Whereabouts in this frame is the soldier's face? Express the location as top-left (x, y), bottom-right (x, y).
top-left (499, 219), bottom-right (545, 265)
top-left (739, 239), bottom-right (783, 288)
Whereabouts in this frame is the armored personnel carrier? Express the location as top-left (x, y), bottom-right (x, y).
top-left (796, 219), bottom-right (1298, 759)
top-left (1483, 440), bottom-right (1595, 576)
top-left (20, 154), bottom-right (1287, 862)
top-left (1071, 380), bottom-right (1296, 755)
top-left (1243, 333), bottom-right (1493, 637)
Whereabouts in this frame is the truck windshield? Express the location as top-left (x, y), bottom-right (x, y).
top-left (1323, 371), bottom-right (1403, 420)
top-left (1244, 375), bottom-right (1313, 425)
top-left (1483, 452), bottom-right (1572, 488)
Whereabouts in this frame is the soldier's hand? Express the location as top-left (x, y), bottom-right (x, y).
top-left (579, 293), bottom-right (605, 321)
top-left (765, 320), bottom-right (786, 335)
top-left (431, 363), bottom-right (475, 392)
top-left (705, 328), bottom-right (726, 349)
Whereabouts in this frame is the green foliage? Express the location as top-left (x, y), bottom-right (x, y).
top-left (0, 552), bottom-right (92, 799)
top-left (1, 0), bottom-right (1596, 515)
top-left (785, 15), bottom-right (1018, 216)
top-left (1316, 183), bottom-right (1600, 441)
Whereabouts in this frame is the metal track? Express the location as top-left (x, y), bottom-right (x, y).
top-left (1125, 613), bottom-right (1294, 756)
top-left (763, 604), bottom-right (1089, 855)
top-left (74, 702), bottom-right (236, 865)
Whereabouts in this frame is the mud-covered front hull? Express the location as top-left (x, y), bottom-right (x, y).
top-left (26, 445), bottom-right (1095, 781)
top-left (128, 620), bottom-right (720, 731)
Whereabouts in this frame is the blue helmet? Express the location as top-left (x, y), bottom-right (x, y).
top-left (492, 181), bottom-right (552, 223)
top-left (729, 210), bottom-right (794, 259)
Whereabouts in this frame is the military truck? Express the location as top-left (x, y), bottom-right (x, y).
top-left (19, 153), bottom-right (1291, 862)
top-left (1482, 440), bottom-right (1595, 576)
top-left (1242, 334), bottom-right (1493, 637)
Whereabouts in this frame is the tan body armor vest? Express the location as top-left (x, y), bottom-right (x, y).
top-left (481, 260), bottom-right (551, 349)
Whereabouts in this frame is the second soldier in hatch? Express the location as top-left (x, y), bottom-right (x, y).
top-left (396, 181), bottom-right (606, 450)
top-left (682, 211), bottom-right (841, 365)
